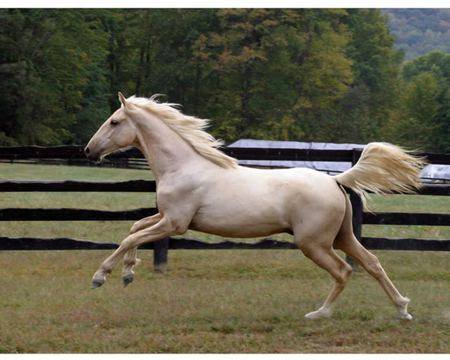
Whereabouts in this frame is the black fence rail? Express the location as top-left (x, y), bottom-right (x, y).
top-left (2, 207), bottom-right (450, 226)
top-left (1, 145), bottom-right (450, 164)
top-left (2, 236), bottom-right (448, 252)
top-left (1, 146), bottom-right (449, 271)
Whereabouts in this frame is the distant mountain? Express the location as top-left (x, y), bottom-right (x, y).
top-left (383, 9), bottom-right (450, 60)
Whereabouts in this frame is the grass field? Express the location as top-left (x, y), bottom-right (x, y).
top-left (0, 163), bottom-right (449, 353)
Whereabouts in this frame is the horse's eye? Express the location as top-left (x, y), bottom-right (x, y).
top-left (110, 120), bottom-right (119, 126)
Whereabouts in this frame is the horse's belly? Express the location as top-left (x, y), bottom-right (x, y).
top-left (189, 201), bottom-right (290, 238)
top-left (190, 217), bottom-right (286, 238)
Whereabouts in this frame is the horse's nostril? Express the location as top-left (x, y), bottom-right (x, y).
top-left (84, 146), bottom-right (90, 155)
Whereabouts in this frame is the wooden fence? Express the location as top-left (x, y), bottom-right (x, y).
top-left (1, 146), bottom-right (449, 271)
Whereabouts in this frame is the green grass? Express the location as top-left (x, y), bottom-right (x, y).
top-left (0, 162), bottom-right (155, 181)
top-left (0, 163), bottom-right (449, 353)
top-left (0, 250), bottom-right (448, 353)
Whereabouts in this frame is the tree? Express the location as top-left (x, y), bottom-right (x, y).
top-left (193, 9), bottom-right (291, 139)
top-left (0, 9), bottom-right (110, 145)
top-left (192, 9), bottom-right (354, 142)
top-left (287, 9), bottom-right (353, 142)
top-left (384, 9), bottom-right (450, 60)
top-left (340, 9), bottom-right (403, 142)
top-left (393, 72), bottom-right (440, 150)
top-left (2, 9), bottom-right (443, 150)
top-left (384, 52), bottom-right (450, 152)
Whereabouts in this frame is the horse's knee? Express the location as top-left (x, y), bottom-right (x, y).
top-left (130, 221), bottom-right (141, 234)
top-left (120, 236), bottom-right (135, 249)
top-left (130, 218), bottom-right (153, 234)
top-left (337, 263), bottom-right (353, 284)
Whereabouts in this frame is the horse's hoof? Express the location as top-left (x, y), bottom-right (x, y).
top-left (123, 274), bottom-right (134, 287)
top-left (91, 274), bottom-right (105, 289)
top-left (398, 297), bottom-right (412, 320)
top-left (91, 279), bottom-right (104, 289)
top-left (304, 308), bottom-right (332, 320)
top-left (399, 313), bottom-right (413, 320)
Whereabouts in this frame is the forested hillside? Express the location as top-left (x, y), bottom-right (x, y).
top-left (0, 9), bottom-right (448, 152)
top-left (384, 9), bottom-right (450, 60)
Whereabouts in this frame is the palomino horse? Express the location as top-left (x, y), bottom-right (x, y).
top-left (85, 92), bottom-right (425, 320)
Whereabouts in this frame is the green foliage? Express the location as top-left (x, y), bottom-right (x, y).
top-left (336, 9), bottom-right (403, 142)
top-left (384, 9), bottom-right (450, 60)
top-left (0, 9), bottom-right (110, 145)
top-left (192, 9), bottom-right (353, 141)
top-left (0, 9), bottom-right (447, 152)
top-left (393, 72), bottom-right (440, 150)
top-left (383, 52), bottom-right (450, 153)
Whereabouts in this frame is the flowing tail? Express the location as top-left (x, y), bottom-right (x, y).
top-left (334, 142), bottom-right (426, 204)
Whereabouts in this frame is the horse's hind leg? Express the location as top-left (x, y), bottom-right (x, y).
top-left (334, 195), bottom-right (412, 320)
top-left (298, 239), bottom-right (353, 319)
top-left (336, 234), bottom-right (412, 320)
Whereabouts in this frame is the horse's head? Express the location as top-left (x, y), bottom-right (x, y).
top-left (84, 92), bottom-right (138, 162)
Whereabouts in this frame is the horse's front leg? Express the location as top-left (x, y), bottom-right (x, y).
top-left (92, 216), bottom-right (174, 288)
top-left (122, 213), bottom-right (163, 287)
top-left (122, 247), bottom-right (139, 287)
top-left (130, 213), bottom-right (162, 234)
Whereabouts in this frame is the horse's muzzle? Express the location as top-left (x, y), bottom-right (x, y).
top-left (84, 146), bottom-right (101, 162)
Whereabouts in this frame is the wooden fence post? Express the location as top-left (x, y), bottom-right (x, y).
top-left (153, 237), bottom-right (169, 272)
top-left (346, 149), bottom-right (363, 270)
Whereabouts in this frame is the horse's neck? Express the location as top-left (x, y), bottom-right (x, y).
top-left (134, 114), bottom-right (203, 181)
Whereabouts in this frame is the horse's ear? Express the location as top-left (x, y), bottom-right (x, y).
top-left (118, 92), bottom-right (129, 109)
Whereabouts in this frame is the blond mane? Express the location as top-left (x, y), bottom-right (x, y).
top-left (127, 95), bottom-right (238, 169)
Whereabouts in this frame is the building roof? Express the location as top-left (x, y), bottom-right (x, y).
top-left (229, 139), bottom-right (449, 182)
